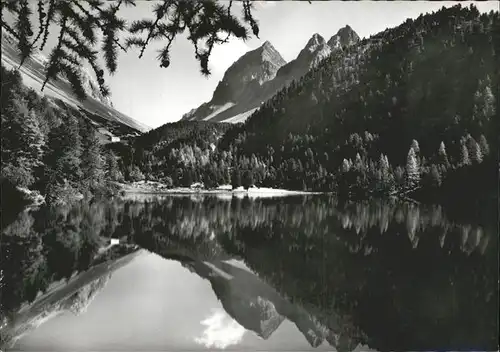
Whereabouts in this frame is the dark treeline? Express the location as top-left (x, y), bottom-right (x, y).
top-left (106, 120), bottom-right (234, 186)
top-left (2, 196), bottom-right (495, 351)
top-left (112, 5), bottom-right (498, 205)
top-left (1, 65), bottom-right (124, 206)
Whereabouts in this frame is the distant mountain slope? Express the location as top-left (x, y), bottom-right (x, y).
top-left (1, 32), bottom-right (150, 134)
top-left (181, 25), bottom-right (359, 123)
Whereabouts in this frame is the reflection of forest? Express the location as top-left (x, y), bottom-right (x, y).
top-left (128, 196), bottom-right (498, 351)
top-left (0, 244), bottom-right (140, 349)
top-left (0, 202), bottom-right (140, 348)
top-left (1, 196), bottom-right (497, 351)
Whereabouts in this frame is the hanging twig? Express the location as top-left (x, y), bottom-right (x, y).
top-left (40, 0), bottom-right (56, 51)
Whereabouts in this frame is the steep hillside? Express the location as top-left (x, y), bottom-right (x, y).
top-left (121, 4), bottom-right (498, 205)
top-left (231, 5), bottom-right (498, 160)
top-left (182, 25), bottom-right (359, 123)
top-left (219, 4), bottom-right (498, 199)
top-left (1, 65), bottom-right (131, 204)
top-left (107, 120), bottom-right (234, 184)
top-left (1, 32), bottom-right (150, 134)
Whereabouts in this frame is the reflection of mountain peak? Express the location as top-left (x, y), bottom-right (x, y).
top-left (181, 259), bottom-right (340, 346)
top-left (291, 312), bottom-right (330, 347)
top-left (184, 260), bottom-right (285, 339)
top-left (253, 296), bottom-right (285, 339)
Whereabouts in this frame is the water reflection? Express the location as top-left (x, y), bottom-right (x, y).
top-left (195, 308), bottom-right (246, 349)
top-left (1, 195), bottom-right (497, 351)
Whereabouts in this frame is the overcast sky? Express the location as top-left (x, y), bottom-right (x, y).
top-left (19, 1), bottom-right (500, 128)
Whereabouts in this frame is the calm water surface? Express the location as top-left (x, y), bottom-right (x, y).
top-left (1, 195), bottom-right (497, 351)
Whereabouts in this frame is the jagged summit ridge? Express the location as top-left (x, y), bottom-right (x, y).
top-left (216, 40), bottom-right (286, 89)
top-left (259, 41), bottom-right (287, 72)
top-left (305, 33), bottom-right (327, 52)
top-left (328, 25), bottom-right (360, 49)
top-left (182, 40), bottom-right (287, 120)
top-left (292, 33), bottom-right (331, 70)
top-left (181, 25), bottom-right (360, 123)
top-left (262, 40), bottom-right (277, 52)
top-left (279, 26), bottom-right (360, 79)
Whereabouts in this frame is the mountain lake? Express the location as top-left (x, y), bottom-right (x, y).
top-left (1, 194), bottom-right (497, 351)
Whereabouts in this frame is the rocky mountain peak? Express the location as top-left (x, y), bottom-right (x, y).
top-left (198, 41), bottom-right (286, 108)
top-left (180, 26), bottom-right (359, 123)
top-left (292, 33), bottom-right (331, 70)
top-left (262, 40), bottom-right (273, 49)
top-left (304, 33), bottom-right (327, 52)
top-left (328, 25), bottom-right (360, 49)
top-left (258, 40), bottom-right (286, 67)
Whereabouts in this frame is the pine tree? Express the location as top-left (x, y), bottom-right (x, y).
top-left (1, 97), bottom-right (45, 187)
top-left (341, 158), bottom-right (351, 173)
top-left (354, 153), bottom-right (363, 170)
top-left (223, 168), bottom-right (231, 185)
top-left (104, 150), bottom-right (123, 182)
top-left (379, 153), bottom-right (389, 176)
top-left (406, 147), bottom-right (420, 188)
top-left (231, 169), bottom-right (241, 189)
top-left (460, 142), bottom-right (470, 166)
top-left (44, 115), bottom-right (82, 187)
top-left (144, 159), bottom-right (153, 180)
top-left (184, 168), bottom-right (193, 186)
top-left (430, 164), bottom-right (442, 187)
top-left (466, 135), bottom-right (482, 164)
top-left (478, 135), bottom-right (490, 156)
top-left (438, 141), bottom-right (450, 167)
top-left (474, 142), bottom-right (483, 163)
top-left (394, 166), bottom-right (405, 186)
top-left (242, 170), bottom-right (254, 189)
top-left (80, 120), bottom-right (104, 192)
top-left (411, 139), bottom-right (420, 154)
top-left (0, 66), bottom-right (24, 113)
top-left (22, 111), bottom-right (44, 166)
top-left (129, 165), bottom-right (145, 182)
top-left (472, 77), bottom-right (496, 126)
